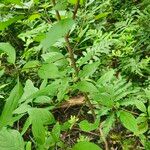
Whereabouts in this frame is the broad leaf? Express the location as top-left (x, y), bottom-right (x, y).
top-left (1, 0), bottom-right (21, 5)
top-left (0, 42), bottom-right (16, 64)
top-left (19, 79), bottom-right (38, 103)
top-left (0, 15), bottom-right (24, 31)
top-left (41, 18), bottom-right (74, 50)
top-left (119, 110), bottom-right (138, 133)
top-left (28, 108), bottom-right (55, 145)
top-left (68, 0), bottom-right (85, 5)
top-left (74, 80), bottom-right (98, 93)
top-left (0, 128), bottom-right (24, 150)
top-left (79, 118), bottom-right (99, 132)
top-left (38, 63), bottom-right (60, 79)
top-left (22, 60), bottom-right (40, 71)
top-left (72, 141), bottom-right (102, 150)
top-left (0, 81), bottom-right (23, 129)
top-left (135, 101), bottom-right (146, 113)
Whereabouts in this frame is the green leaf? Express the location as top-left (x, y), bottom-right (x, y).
top-left (135, 101), bottom-right (147, 113)
top-left (68, 0), bottom-right (85, 5)
top-left (34, 96), bottom-right (52, 104)
top-left (19, 79), bottom-right (38, 103)
top-left (28, 108), bottom-right (55, 145)
top-left (51, 122), bottom-right (61, 142)
top-left (148, 106), bottom-right (150, 117)
top-left (1, 0), bottom-right (22, 5)
top-left (74, 80), bottom-right (98, 93)
top-left (26, 141), bottom-right (32, 150)
top-left (0, 128), bottom-right (24, 150)
top-left (79, 61), bottom-right (99, 78)
top-left (57, 78), bottom-right (69, 101)
top-left (0, 68), bottom-right (5, 78)
top-left (0, 15), bottom-right (24, 31)
top-left (79, 118), bottom-right (99, 132)
top-left (97, 69), bottom-right (115, 85)
top-left (119, 110), bottom-right (138, 133)
top-left (13, 104), bottom-right (31, 114)
top-left (21, 117), bottom-right (31, 136)
top-left (38, 63), bottom-right (60, 79)
top-left (41, 18), bottom-right (74, 50)
top-left (42, 52), bottom-right (68, 67)
top-left (53, 0), bottom-right (67, 10)
top-left (101, 113), bottom-right (115, 137)
top-left (28, 108), bottom-right (55, 125)
top-left (22, 60), bottom-right (40, 71)
top-left (0, 81), bottom-right (23, 129)
top-left (93, 93), bottom-right (114, 107)
top-left (0, 42), bottom-right (16, 64)
top-left (72, 141), bottom-right (102, 150)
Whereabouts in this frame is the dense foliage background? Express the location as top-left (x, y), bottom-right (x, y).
top-left (0, 0), bottom-right (150, 149)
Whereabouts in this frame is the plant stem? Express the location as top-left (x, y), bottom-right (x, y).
top-left (51, 0), bottom-right (96, 120)
top-left (99, 125), bottom-right (109, 150)
top-left (73, 0), bottom-right (80, 19)
top-left (51, 0), bottom-right (61, 20)
top-left (51, 0), bottom-right (79, 77)
top-left (84, 93), bottom-right (96, 120)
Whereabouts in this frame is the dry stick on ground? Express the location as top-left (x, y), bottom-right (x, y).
top-left (51, 0), bottom-right (96, 120)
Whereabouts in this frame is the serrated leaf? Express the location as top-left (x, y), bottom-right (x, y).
top-left (0, 42), bottom-right (16, 64)
top-left (72, 141), bottom-right (102, 150)
top-left (119, 110), bottom-right (138, 133)
top-left (79, 61), bottom-right (99, 78)
top-left (0, 128), bottom-right (24, 150)
top-left (97, 69), bottom-right (115, 85)
top-left (79, 118), bottom-right (99, 132)
top-left (38, 63), bottom-right (60, 79)
top-left (51, 122), bottom-right (61, 142)
top-left (101, 113), bottom-right (115, 137)
top-left (41, 18), bottom-right (74, 50)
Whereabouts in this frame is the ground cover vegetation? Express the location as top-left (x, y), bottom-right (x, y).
top-left (0, 0), bottom-right (150, 149)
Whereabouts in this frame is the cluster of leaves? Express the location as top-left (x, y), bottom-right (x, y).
top-left (0, 0), bottom-right (150, 150)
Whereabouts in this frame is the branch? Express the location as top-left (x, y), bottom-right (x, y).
top-left (51, 0), bottom-right (61, 20)
top-left (65, 35), bottom-right (79, 76)
top-left (73, 0), bottom-right (80, 19)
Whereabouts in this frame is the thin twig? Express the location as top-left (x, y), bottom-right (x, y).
top-left (73, 0), bottom-right (80, 19)
top-left (84, 93), bottom-right (96, 120)
top-left (51, 0), bottom-right (61, 20)
top-left (65, 36), bottom-right (79, 76)
top-left (99, 125), bottom-right (109, 150)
